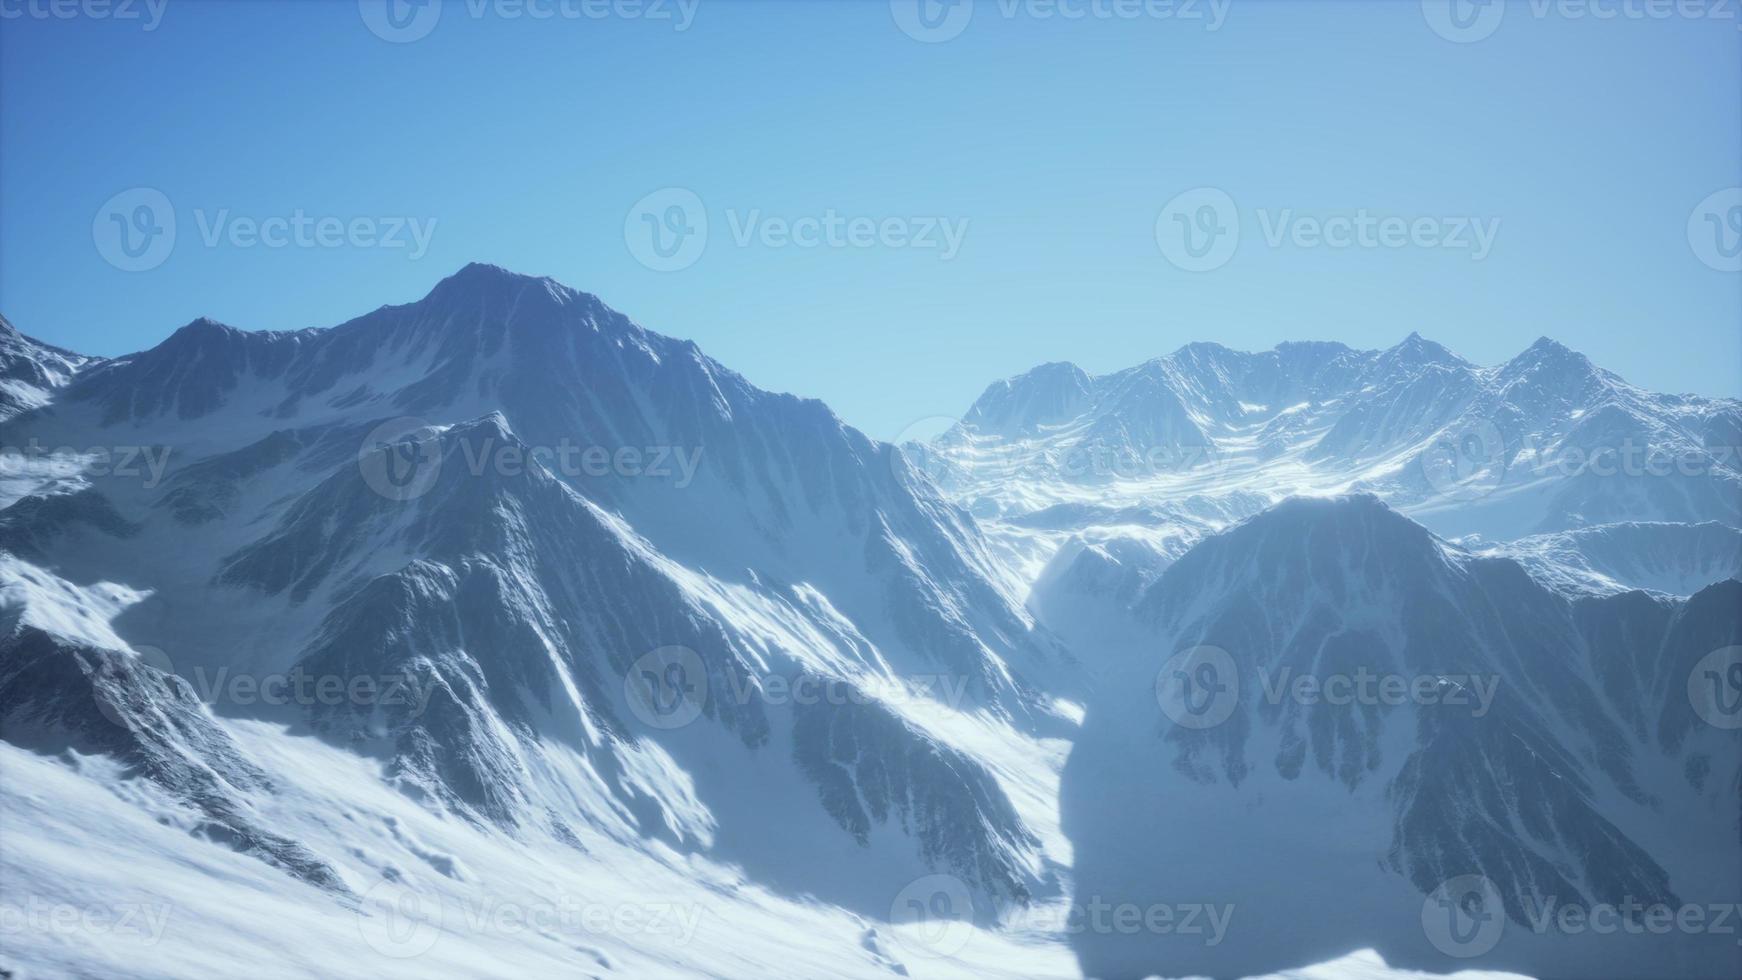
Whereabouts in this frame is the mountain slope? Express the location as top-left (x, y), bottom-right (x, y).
top-left (1057, 495), bottom-right (1740, 980)
top-left (0, 266), bottom-right (1072, 965)
top-left (0, 314), bottom-right (95, 421)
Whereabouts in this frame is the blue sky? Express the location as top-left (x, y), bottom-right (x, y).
top-left (3, 0), bottom-right (1738, 440)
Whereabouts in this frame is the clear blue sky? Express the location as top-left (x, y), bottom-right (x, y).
top-left (3, 0), bottom-right (1738, 440)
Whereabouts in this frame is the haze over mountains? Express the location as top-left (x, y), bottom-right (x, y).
top-left (1, 265), bottom-right (1736, 979)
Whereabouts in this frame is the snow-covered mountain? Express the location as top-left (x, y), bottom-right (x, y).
top-left (1057, 495), bottom-right (1741, 980)
top-left (0, 315), bottom-right (94, 422)
top-left (0, 267), bottom-right (1089, 978)
top-left (921, 334), bottom-right (1742, 590)
top-left (926, 334), bottom-right (1740, 979)
top-left (1474, 521), bottom-right (1742, 599)
top-left (3, 273), bottom-right (1734, 980)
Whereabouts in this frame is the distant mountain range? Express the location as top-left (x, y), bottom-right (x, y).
top-left (927, 332), bottom-right (1739, 525)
